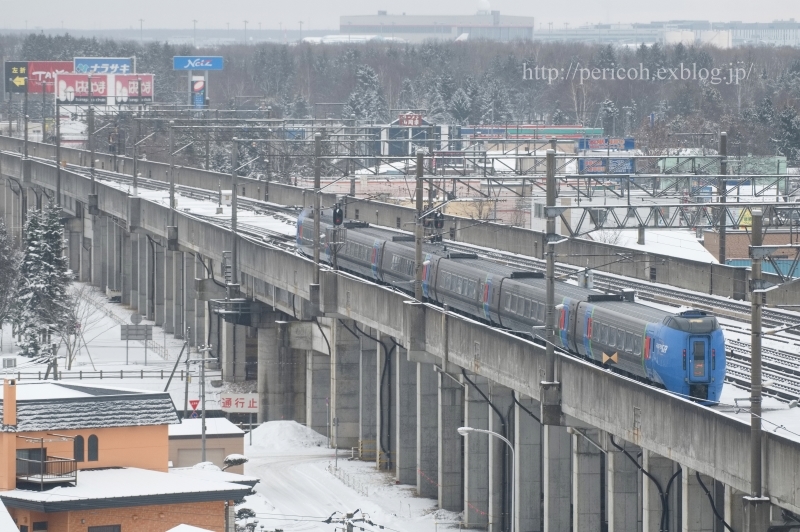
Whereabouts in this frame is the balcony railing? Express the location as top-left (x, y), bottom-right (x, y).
top-left (16, 456), bottom-right (77, 489)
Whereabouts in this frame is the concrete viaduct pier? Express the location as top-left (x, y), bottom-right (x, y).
top-left (3, 138), bottom-right (800, 531)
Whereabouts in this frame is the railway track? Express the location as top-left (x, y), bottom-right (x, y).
top-left (32, 157), bottom-right (800, 401)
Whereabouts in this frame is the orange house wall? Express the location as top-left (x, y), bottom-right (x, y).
top-left (8, 424), bottom-right (169, 477)
top-left (9, 500), bottom-right (226, 532)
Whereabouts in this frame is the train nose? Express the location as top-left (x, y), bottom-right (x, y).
top-left (685, 336), bottom-right (712, 400)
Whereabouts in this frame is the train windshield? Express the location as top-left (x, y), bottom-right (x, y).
top-left (663, 315), bottom-right (720, 334)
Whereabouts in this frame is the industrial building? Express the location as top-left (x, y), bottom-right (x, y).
top-left (339, 9), bottom-right (534, 43)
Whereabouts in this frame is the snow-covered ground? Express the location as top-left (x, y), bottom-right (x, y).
top-left (240, 421), bottom-right (460, 532)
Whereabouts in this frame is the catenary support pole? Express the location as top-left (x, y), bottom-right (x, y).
top-left (313, 133), bottom-right (321, 285)
top-left (750, 208), bottom-right (763, 497)
top-left (545, 148), bottom-right (556, 382)
top-left (719, 132), bottom-right (727, 264)
top-left (414, 151), bottom-right (424, 301)
top-left (230, 138), bottom-right (239, 284)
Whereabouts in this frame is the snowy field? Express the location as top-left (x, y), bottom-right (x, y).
top-left (240, 421), bottom-right (461, 532)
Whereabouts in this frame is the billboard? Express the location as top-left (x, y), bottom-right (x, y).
top-left (74, 57), bottom-right (133, 74)
top-left (578, 158), bottom-right (635, 174)
top-left (55, 73), bottom-right (154, 105)
top-left (191, 75), bottom-right (205, 109)
top-left (113, 74), bottom-right (154, 103)
top-left (577, 137), bottom-right (636, 151)
top-left (173, 56), bottom-right (224, 71)
top-left (27, 61), bottom-right (74, 93)
top-left (4, 61), bottom-right (28, 93)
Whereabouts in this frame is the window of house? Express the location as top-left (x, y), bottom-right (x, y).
top-left (88, 435), bottom-right (99, 462)
top-left (396, 217), bottom-right (401, 228)
top-left (32, 523), bottom-right (48, 531)
top-left (88, 527), bottom-right (121, 532)
top-left (74, 435), bottom-right (84, 462)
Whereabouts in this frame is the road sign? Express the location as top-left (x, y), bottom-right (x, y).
top-left (74, 57), bottom-right (132, 74)
top-left (189, 399), bottom-right (200, 411)
top-left (5, 61), bottom-right (28, 93)
top-left (120, 324), bottom-right (153, 341)
top-left (27, 61), bottom-right (73, 93)
top-left (173, 56), bottom-right (224, 71)
top-left (220, 393), bottom-right (259, 413)
top-left (190, 411), bottom-right (198, 419)
top-left (130, 313), bottom-right (142, 324)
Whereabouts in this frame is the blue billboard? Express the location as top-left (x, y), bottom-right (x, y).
top-left (173, 56), bottom-right (224, 71)
top-left (74, 57), bottom-right (132, 74)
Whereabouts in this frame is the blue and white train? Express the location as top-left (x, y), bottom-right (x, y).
top-left (297, 212), bottom-right (726, 403)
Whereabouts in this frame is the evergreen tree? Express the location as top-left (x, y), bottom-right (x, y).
top-left (449, 88), bottom-right (472, 124)
top-left (13, 202), bottom-right (72, 357)
top-left (342, 65), bottom-right (388, 122)
top-left (397, 79), bottom-right (418, 110)
top-left (0, 218), bottom-right (19, 347)
top-left (427, 89), bottom-right (451, 123)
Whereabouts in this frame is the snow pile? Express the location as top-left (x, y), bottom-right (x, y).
top-left (192, 461), bottom-right (221, 471)
top-left (248, 420), bottom-right (327, 451)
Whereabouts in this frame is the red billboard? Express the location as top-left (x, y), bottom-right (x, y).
top-left (113, 74), bottom-right (154, 103)
top-left (27, 61), bottom-right (73, 93)
top-left (55, 73), bottom-right (109, 104)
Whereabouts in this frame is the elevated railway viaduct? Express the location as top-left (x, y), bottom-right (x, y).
top-left (2, 137), bottom-right (800, 532)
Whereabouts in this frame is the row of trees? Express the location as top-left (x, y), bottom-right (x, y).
top-left (2, 33), bottom-right (799, 162)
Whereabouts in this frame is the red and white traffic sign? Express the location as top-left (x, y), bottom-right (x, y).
top-left (189, 399), bottom-right (200, 411)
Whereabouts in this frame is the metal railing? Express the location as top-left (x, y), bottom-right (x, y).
top-left (16, 456), bottom-right (77, 489)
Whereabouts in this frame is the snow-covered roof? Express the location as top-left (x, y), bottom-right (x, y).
top-left (169, 418), bottom-right (245, 438)
top-left (590, 229), bottom-right (718, 263)
top-left (0, 467), bottom-right (251, 513)
top-left (0, 382), bottom-right (179, 432)
top-left (168, 525), bottom-right (215, 532)
top-left (0, 501), bottom-right (16, 531)
top-left (169, 467), bottom-right (260, 488)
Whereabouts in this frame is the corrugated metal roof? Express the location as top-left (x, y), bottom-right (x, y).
top-left (0, 382), bottom-right (180, 432)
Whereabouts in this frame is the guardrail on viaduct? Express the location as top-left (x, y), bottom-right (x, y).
top-left (3, 150), bottom-right (800, 515)
top-left (4, 135), bottom-right (798, 307)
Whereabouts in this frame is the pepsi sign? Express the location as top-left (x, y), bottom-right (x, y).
top-left (172, 56), bottom-right (224, 71)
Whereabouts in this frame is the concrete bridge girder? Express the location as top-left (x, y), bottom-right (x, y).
top-left (4, 144), bottom-right (800, 526)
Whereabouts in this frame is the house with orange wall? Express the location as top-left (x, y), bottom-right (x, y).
top-left (0, 379), bottom-right (251, 532)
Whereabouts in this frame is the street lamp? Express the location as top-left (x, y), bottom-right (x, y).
top-left (458, 426), bottom-right (515, 532)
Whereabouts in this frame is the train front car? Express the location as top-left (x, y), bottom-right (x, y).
top-left (648, 310), bottom-right (726, 403)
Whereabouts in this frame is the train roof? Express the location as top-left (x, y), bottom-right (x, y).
top-left (347, 222), bottom-right (683, 323)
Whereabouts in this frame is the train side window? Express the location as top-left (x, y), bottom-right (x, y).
top-left (592, 322), bottom-right (600, 341)
top-left (531, 301), bottom-right (538, 320)
top-left (633, 334), bottom-right (642, 355)
top-left (608, 327), bottom-right (616, 347)
top-left (524, 299), bottom-right (531, 317)
top-left (539, 304), bottom-right (545, 322)
top-left (616, 329), bottom-right (625, 348)
top-left (457, 277), bottom-right (464, 294)
top-left (509, 294), bottom-right (517, 311)
top-left (517, 296), bottom-right (525, 315)
top-left (479, 282), bottom-right (484, 298)
top-left (625, 332), bottom-right (634, 352)
top-left (468, 281), bottom-right (477, 299)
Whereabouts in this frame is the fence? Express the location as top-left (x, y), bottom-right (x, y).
top-left (325, 463), bottom-right (369, 497)
top-left (2, 369), bottom-right (220, 381)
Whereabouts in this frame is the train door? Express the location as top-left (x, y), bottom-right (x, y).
top-left (686, 336), bottom-right (711, 384)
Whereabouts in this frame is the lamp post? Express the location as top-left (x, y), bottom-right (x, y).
top-left (458, 426), bottom-right (515, 532)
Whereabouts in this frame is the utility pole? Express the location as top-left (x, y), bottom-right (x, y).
top-left (313, 133), bottom-right (321, 285)
top-left (192, 20), bottom-right (197, 48)
top-left (243, 20), bottom-right (248, 44)
top-left (139, 19), bottom-right (143, 43)
top-left (41, 83), bottom-right (47, 142)
top-left (414, 151), bottom-right (424, 301)
top-left (719, 132), bottom-right (728, 264)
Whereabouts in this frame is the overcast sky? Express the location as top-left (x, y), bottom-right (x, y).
top-left (4, 0), bottom-right (798, 31)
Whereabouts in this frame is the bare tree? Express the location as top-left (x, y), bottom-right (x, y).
top-left (54, 284), bottom-right (108, 370)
